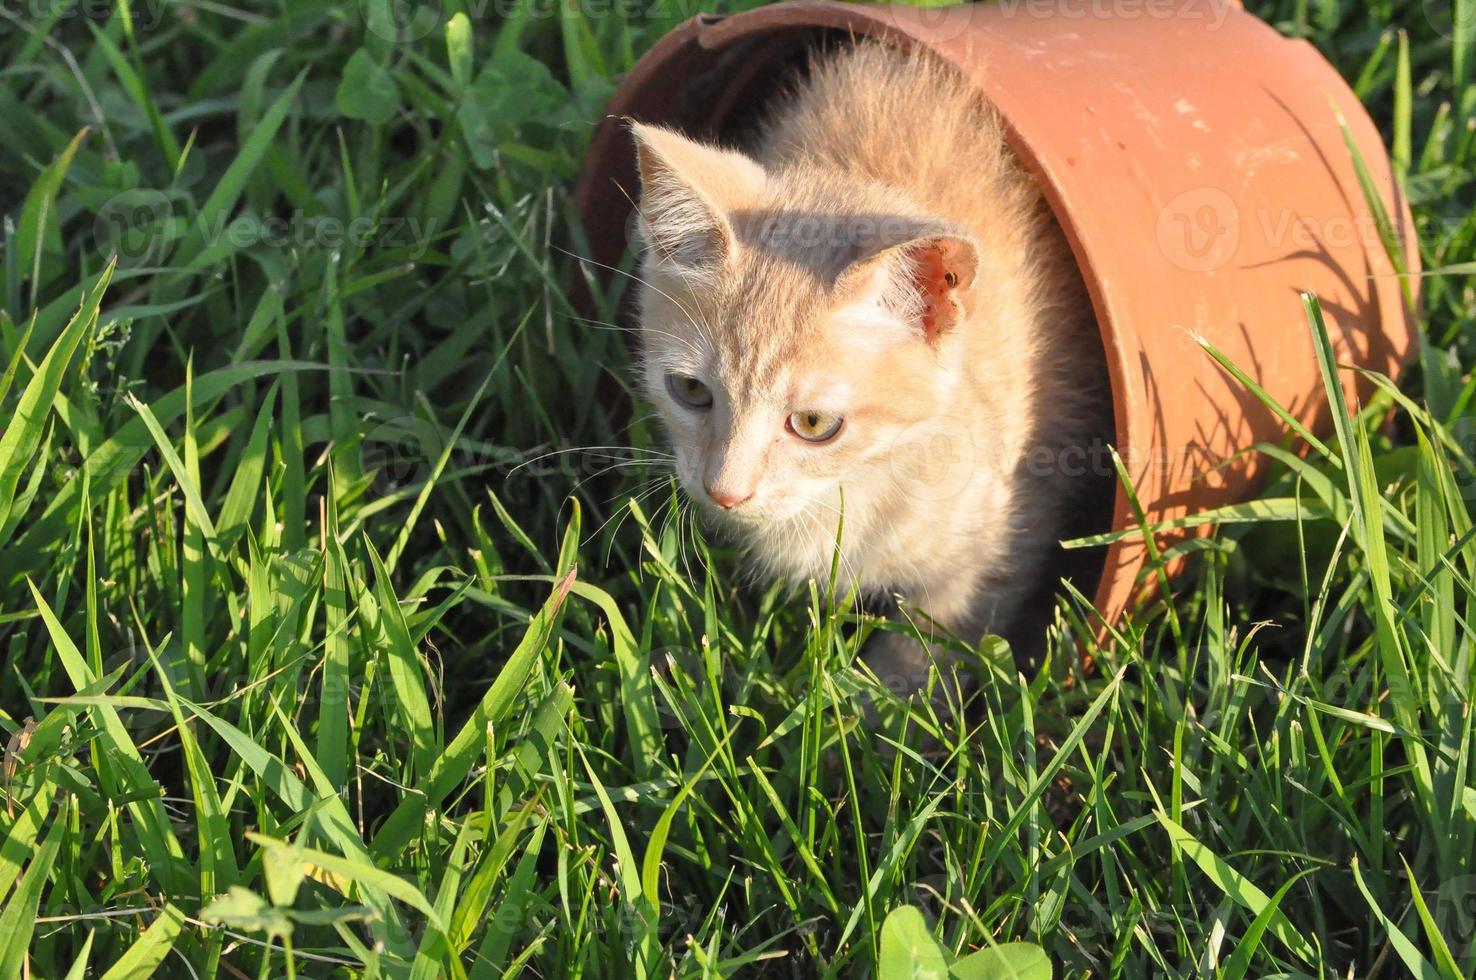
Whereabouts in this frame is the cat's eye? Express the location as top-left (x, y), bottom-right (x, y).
top-left (788, 410), bottom-right (844, 443)
top-left (666, 373), bottom-right (713, 410)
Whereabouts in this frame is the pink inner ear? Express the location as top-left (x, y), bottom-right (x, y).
top-left (909, 244), bottom-right (956, 343)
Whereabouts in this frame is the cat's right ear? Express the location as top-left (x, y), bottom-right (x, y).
top-left (628, 121), bottom-right (766, 273)
top-left (833, 230), bottom-right (980, 345)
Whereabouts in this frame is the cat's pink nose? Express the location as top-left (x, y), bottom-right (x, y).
top-left (704, 484), bottom-right (753, 510)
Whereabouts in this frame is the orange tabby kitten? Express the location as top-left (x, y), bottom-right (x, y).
top-left (629, 41), bottom-right (1111, 690)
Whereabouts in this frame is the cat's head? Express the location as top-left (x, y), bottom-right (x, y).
top-left (627, 122), bottom-right (983, 564)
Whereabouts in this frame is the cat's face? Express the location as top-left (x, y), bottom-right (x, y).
top-left (643, 277), bottom-right (940, 528)
top-left (628, 123), bottom-right (979, 559)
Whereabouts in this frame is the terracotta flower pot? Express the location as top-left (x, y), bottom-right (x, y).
top-left (574, 0), bottom-right (1418, 628)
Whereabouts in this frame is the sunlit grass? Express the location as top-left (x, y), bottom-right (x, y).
top-left (1, 0), bottom-right (1475, 976)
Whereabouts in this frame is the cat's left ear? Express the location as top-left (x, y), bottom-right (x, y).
top-left (835, 233), bottom-right (979, 344)
top-left (628, 120), bottom-right (767, 273)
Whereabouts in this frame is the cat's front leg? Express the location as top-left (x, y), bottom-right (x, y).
top-left (855, 605), bottom-right (979, 749)
top-left (859, 573), bottom-right (983, 698)
top-left (859, 557), bottom-right (1042, 697)
top-left (861, 629), bottom-right (947, 698)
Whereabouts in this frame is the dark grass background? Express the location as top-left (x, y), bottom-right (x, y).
top-left (1, 0), bottom-right (1475, 976)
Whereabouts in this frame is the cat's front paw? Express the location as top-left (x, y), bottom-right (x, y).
top-left (861, 629), bottom-right (943, 698)
top-left (856, 630), bottom-right (968, 754)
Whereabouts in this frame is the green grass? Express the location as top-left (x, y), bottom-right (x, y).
top-left (1, 0), bottom-right (1475, 976)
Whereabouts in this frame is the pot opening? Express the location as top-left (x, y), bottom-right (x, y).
top-left (623, 27), bottom-right (1118, 648)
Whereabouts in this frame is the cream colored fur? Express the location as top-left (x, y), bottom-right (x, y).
top-left (629, 41), bottom-right (1109, 690)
